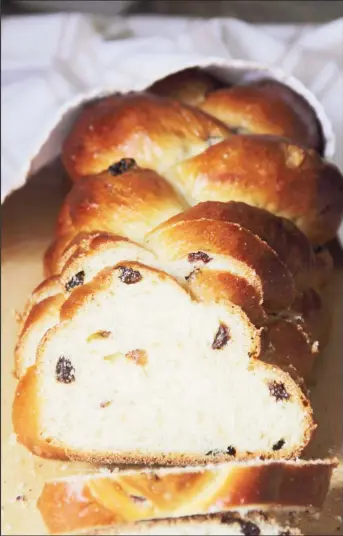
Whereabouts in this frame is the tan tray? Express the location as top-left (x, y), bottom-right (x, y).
top-left (1, 161), bottom-right (342, 535)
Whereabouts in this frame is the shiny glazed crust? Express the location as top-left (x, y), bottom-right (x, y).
top-left (61, 91), bottom-right (343, 245)
top-left (36, 460), bottom-right (336, 534)
top-left (62, 92), bottom-right (231, 181)
top-left (148, 69), bottom-right (324, 153)
top-left (168, 135), bottom-right (343, 245)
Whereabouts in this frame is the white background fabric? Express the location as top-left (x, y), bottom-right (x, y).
top-left (2, 14), bottom-right (343, 203)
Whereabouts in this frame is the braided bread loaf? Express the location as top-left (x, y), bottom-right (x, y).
top-left (37, 459), bottom-right (336, 534)
top-left (13, 74), bottom-right (343, 471)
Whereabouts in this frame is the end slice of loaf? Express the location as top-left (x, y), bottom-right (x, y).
top-left (37, 459), bottom-right (336, 534)
top-left (13, 262), bottom-right (314, 463)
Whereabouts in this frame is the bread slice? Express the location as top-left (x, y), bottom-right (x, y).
top-left (145, 217), bottom-right (295, 312)
top-left (37, 459), bottom-right (336, 534)
top-left (50, 512), bottom-right (303, 536)
top-left (13, 261), bottom-right (314, 464)
top-left (150, 200), bottom-right (313, 293)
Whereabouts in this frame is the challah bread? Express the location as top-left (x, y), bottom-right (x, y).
top-left (13, 262), bottom-right (315, 464)
top-left (166, 135), bottom-right (343, 245)
top-left (62, 94), bottom-right (231, 181)
top-left (146, 200), bottom-right (313, 293)
top-left (148, 67), bottom-right (225, 107)
top-left (51, 512), bottom-right (302, 536)
top-left (15, 293), bottom-right (65, 379)
top-left (149, 69), bottom-right (323, 153)
top-left (61, 93), bottom-right (343, 245)
top-left (16, 231), bottom-right (317, 383)
top-left (37, 459), bottom-right (336, 534)
top-left (56, 165), bottom-right (187, 243)
top-left (146, 217), bottom-right (295, 313)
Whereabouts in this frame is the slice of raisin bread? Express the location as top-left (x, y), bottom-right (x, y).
top-left (15, 234), bottom-right (160, 378)
top-left (59, 512), bottom-right (302, 536)
top-left (37, 459), bottom-right (336, 534)
top-left (152, 200), bottom-right (314, 294)
top-left (13, 262), bottom-right (314, 464)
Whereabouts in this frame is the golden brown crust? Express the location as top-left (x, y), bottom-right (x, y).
top-left (37, 459), bottom-right (336, 534)
top-left (55, 166), bottom-right (187, 244)
top-left (21, 276), bottom-right (64, 324)
top-left (188, 270), bottom-right (267, 327)
top-left (44, 233), bottom-right (76, 277)
top-left (146, 219), bottom-right (295, 312)
top-left (15, 294), bottom-right (65, 378)
top-left (59, 232), bottom-right (155, 291)
top-left (62, 92), bottom-right (230, 181)
top-left (148, 67), bottom-right (225, 106)
top-left (199, 79), bottom-right (324, 153)
top-left (156, 201), bottom-right (313, 292)
top-left (12, 366), bottom-right (68, 460)
top-left (168, 135), bottom-right (343, 244)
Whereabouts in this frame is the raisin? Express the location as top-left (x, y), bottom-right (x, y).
top-left (221, 516), bottom-right (260, 536)
top-left (55, 357), bottom-right (75, 384)
top-left (240, 521), bottom-right (261, 536)
top-left (212, 324), bottom-right (230, 349)
top-left (65, 270), bottom-right (85, 292)
top-left (16, 495), bottom-right (26, 501)
top-left (268, 381), bottom-right (290, 402)
top-left (126, 349), bottom-right (148, 366)
top-left (272, 439), bottom-right (285, 451)
top-left (188, 251), bottom-right (212, 264)
top-left (205, 446), bottom-right (235, 456)
top-left (107, 158), bottom-right (136, 176)
top-left (117, 266), bottom-right (142, 284)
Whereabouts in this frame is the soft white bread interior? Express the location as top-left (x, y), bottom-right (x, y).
top-left (13, 262), bottom-right (315, 464)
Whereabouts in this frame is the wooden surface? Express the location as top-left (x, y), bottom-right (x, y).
top-left (1, 160), bottom-right (343, 535)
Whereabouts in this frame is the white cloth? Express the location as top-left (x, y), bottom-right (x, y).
top-left (2, 14), bottom-right (343, 204)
